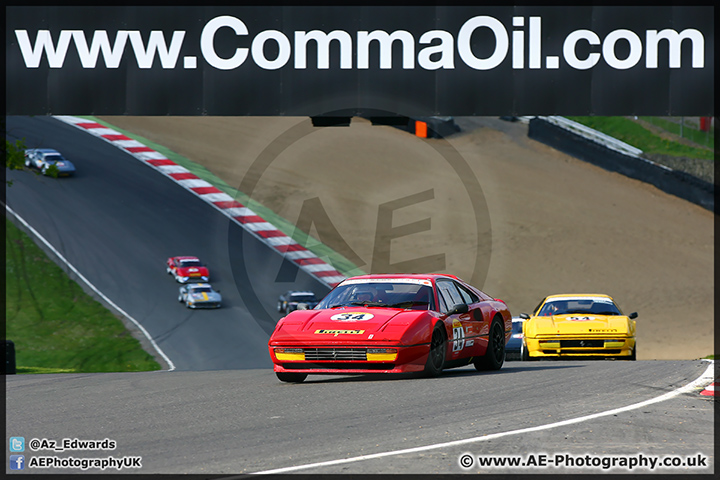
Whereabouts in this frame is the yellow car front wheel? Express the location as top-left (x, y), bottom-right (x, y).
top-left (628, 343), bottom-right (637, 361)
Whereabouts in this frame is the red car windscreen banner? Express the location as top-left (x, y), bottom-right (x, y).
top-left (5, 6), bottom-right (714, 116)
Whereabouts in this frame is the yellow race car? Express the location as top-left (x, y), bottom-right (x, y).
top-left (520, 294), bottom-right (637, 361)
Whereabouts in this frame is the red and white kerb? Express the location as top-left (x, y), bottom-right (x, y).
top-left (55, 115), bottom-right (346, 288)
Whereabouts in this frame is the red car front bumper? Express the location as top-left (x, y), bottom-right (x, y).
top-left (269, 344), bottom-right (430, 374)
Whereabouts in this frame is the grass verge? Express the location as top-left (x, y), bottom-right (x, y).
top-left (566, 116), bottom-right (714, 161)
top-left (5, 218), bottom-right (161, 373)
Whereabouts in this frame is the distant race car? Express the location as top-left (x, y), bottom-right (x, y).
top-left (166, 256), bottom-right (210, 283)
top-left (521, 294), bottom-right (637, 361)
top-left (268, 273), bottom-right (512, 383)
top-left (505, 317), bottom-right (526, 361)
top-left (178, 283), bottom-right (222, 309)
top-left (24, 148), bottom-right (76, 176)
top-left (277, 290), bottom-right (319, 314)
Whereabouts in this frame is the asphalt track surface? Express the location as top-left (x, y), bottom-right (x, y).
top-left (5, 361), bottom-right (714, 475)
top-left (4, 116), bottom-right (715, 475)
top-left (5, 115), bottom-right (329, 371)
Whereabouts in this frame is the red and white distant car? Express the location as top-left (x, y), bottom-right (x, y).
top-left (166, 256), bottom-right (210, 283)
top-left (268, 273), bottom-right (512, 383)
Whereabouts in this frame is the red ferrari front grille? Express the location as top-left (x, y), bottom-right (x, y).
top-left (303, 348), bottom-right (367, 361)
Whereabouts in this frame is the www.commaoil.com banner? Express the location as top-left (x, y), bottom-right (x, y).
top-left (6, 6), bottom-right (714, 116)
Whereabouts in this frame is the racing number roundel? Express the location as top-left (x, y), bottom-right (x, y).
top-left (452, 318), bottom-right (465, 352)
top-left (331, 312), bottom-right (374, 322)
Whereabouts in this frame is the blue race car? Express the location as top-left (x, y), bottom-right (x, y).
top-left (24, 148), bottom-right (76, 176)
top-left (506, 317), bottom-right (526, 361)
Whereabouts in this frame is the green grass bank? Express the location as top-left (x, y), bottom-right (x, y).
top-left (566, 116), bottom-right (715, 184)
top-left (566, 116), bottom-right (714, 160)
top-left (5, 218), bottom-right (161, 374)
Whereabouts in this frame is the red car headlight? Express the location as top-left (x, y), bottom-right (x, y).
top-left (366, 348), bottom-right (398, 361)
top-left (274, 348), bottom-right (304, 361)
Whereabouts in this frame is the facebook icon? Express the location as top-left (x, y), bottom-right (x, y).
top-left (10, 455), bottom-right (25, 470)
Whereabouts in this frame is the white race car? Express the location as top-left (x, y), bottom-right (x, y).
top-left (178, 283), bottom-right (222, 309)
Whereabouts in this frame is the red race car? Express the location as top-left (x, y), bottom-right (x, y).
top-left (166, 256), bottom-right (210, 283)
top-left (268, 273), bottom-right (512, 383)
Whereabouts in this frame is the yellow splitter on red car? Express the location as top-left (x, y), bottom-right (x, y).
top-left (520, 294), bottom-right (637, 361)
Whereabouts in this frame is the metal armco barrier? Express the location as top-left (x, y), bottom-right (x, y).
top-left (528, 117), bottom-right (714, 212)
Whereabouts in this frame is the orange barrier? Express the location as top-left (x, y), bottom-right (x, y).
top-left (699, 116), bottom-right (712, 132)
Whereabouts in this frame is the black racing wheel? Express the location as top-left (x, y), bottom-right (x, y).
top-left (474, 319), bottom-right (506, 371)
top-left (424, 324), bottom-right (447, 377)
